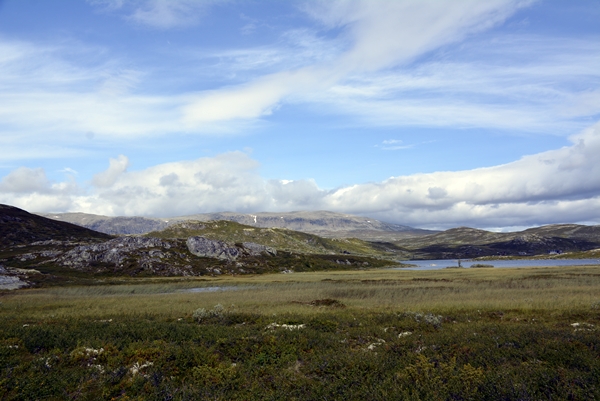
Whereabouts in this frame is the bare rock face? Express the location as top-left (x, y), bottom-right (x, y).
top-left (186, 237), bottom-right (276, 261)
top-left (242, 242), bottom-right (277, 256)
top-left (56, 236), bottom-right (173, 268)
top-left (186, 237), bottom-right (240, 260)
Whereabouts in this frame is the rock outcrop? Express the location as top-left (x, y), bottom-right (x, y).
top-left (0, 264), bottom-right (31, 290)
top-left (55, 236), bottom-right (174, 269)
top-left (242, 241), bottom-right (277, 256)
top-left (186, 236), bottom-right (276, 261)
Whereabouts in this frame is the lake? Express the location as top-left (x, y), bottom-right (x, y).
top-left (396, 258), bottom-right (600, 271)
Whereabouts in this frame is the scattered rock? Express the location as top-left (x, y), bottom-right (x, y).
top-left (266, 323), bottom-right (306, 331)
top-left (0, 275), bottom-right (29, 290)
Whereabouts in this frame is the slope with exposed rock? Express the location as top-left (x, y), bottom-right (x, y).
top-left (146, 219), bottom-right (406, 257)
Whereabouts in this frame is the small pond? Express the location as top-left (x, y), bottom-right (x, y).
top-left (178, 286), bottom-right (244, 293)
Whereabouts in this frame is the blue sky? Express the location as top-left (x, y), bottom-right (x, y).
top-left (1, 0), bottom-right (600, 230)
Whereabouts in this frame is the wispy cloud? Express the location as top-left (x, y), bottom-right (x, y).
top-left (312, 31), bottom-right (600, 132)
top-left (376, 139), bottom-right (414, 151)
top-left (89, 0), bottom-right (225, 29)
top-left (183, 0), bottom-right (533, 125)
top-left (3, 1), bottom-right (600, 170)
top-left (58, 168), bottom-right (79, 175)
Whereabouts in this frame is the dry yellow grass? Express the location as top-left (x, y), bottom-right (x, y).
top-left (2, 265), bottom-right (599, 320)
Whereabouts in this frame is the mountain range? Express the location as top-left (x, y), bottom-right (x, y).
top-left (37, 210), bottom-right (435, 240)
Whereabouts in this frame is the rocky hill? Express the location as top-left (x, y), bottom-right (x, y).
top-left (37, 210), bottom-right (435, 240)
top-left (146, 219), bottom-right (407, 258)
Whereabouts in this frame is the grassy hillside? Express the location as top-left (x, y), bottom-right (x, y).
top-left (147, 220), bottom-right (406, 258)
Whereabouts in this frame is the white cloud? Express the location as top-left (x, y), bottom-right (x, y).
top-left (183, 0), bottom-right (533, 125)
top-left (92, 155), bottom-right (129, 188)
top-left (59, 168), bottom-right (79, 175)
top-left (308, 33), bottom-right (600, 134)
top-left (0, 167), bottom-right (52, 194)
top-left (183, 68), bottom-right (330, 123)
top-left (129, 0), bottom-right (211, 28)
top-left (3, 2), bottom-right (599, 149)
top-left (0, 37), bottom-right (191, 142)
top-left (306, 0), bottom-right (535, 71)
top-left (3, 121), bottom-right (600, 229)
top-left (377, 139), bottom-right (414, 151)
top-left (0, 167), bottom-right (80, 212)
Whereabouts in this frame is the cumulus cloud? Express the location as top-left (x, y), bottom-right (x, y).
top-left (92, 155), bottom-right (129, 188)
top-left (0, 167), bottom-right (52, 194)
top-left (2, 122), bottom-right (600, 229)
top-left (79, 152), bottom-right (271, 216)
top-left (0, 167), bottom-right (79, 212)
top-left (323, 122), bottom-right (600, 227)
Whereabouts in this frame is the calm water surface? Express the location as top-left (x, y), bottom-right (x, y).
top-left (396, 258), bottom-right (600, 271)
top-left (178, 286), bottom-right (245, 293)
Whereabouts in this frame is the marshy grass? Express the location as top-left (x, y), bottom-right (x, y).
top-left (2, 265), bottom-right (600, 399)
top-left (3, 265), bottom-right (600, 319)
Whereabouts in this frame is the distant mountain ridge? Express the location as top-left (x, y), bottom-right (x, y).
top-left (397, 224), bottom-right (600, 259)
top-left (37, 210), bottom-right (436, 240)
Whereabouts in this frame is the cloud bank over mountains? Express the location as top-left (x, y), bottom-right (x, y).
top-left (2, 122), bottom-right (599, 230)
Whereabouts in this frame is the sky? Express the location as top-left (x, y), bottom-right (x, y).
top-left (1, 0), bottom-right (600, 230)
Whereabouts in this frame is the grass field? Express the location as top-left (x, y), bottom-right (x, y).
top-left (2, 265), bottom-right (600, 399)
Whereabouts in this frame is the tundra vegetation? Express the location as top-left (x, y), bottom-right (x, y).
top-left (1, 265), bottom-right (600, 400)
